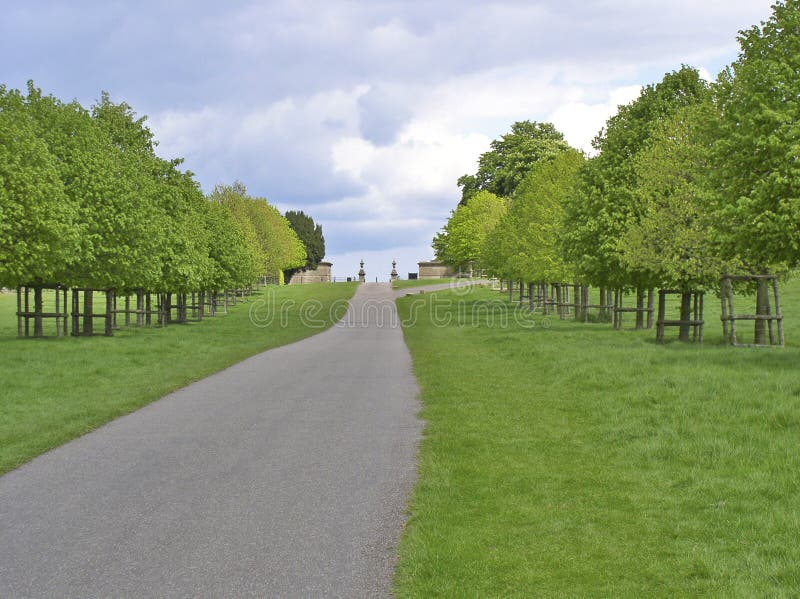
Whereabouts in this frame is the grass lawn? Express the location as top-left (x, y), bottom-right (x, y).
top-left (392, 278), bottom-right (464, 290)
top-left (394, 280), bottom-right (800, 597)
top-left (0, 282), bottom-right (357, 475)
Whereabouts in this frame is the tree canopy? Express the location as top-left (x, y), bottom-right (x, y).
top-left (0, 86), bottom-right (79, 287)
top-left (284, 210), bottom-right (325, 277)
top-left (562, 66), bottom-right (711, 289)
top-left (485, 149), bottom-right (585, 283)
top-left (711, 0), bottom-right (800, 270)
top-left (434, 190), bottom-right (506, 269)
top-left (617, 102), bottom-right (728, 290)
top-left (457, 121), bottom-right (571, 205)
top-left (0, 82), bottom-right (316, 293)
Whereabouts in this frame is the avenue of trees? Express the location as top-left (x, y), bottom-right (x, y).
top-left (434, 0), bottom-right (800, 344)
top-left (1, 83), bottom-right (320, 336)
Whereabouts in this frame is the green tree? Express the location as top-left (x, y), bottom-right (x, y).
top-left (210, 183), bottom-right (306, 284)
top-left (203, 200), bottom-right (260, 290)
top-left (434, 191), bottom-right (506, 270)
top-left (0, 87), bottom-right (79, 288)
top-left (156, 162), bottom-right (213, 293)
top-left (712, 0), bottom-right (800, 269)
top-left (458, 121), bottom-right (571, 204)
top-left (506, 150), bottom-right (585, 284)
top-left (618, 102), bottom-right (726, 291)
top-left (284, 210), bottom-right (325, 275)
top-left (562, 66), bottom-right (710, 291)
top-left (617, 102), bottom-right (731, 340)
top-left (24, 83), bottom-right (164, 290)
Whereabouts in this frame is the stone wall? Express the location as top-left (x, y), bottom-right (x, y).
top-left (417, 261), bottom-right (455, 279)
top-left (288, 261), bottom-right (333, 284)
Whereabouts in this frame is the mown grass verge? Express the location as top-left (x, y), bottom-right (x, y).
top-left (392, 278), bottom-right (463, 290)
top-left (0, 282), bottom-right (357, 475)
top-left (394, 281), bottom-right (800, 597)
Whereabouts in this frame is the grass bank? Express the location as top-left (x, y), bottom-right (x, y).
top-left (394, 281), bottom-right (800, 596)
top-left (0, 283), bottom-right (357, 475)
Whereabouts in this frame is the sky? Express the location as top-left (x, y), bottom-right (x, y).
top-left (1, 0), bottom-right (776, 280)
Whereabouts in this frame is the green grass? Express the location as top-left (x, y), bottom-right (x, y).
top-left (394, 280), bottom-right (800, 597)
top-left (392, 278), bottom-right (463, 290)
top-left (0, 283), bottom-right (357, 475)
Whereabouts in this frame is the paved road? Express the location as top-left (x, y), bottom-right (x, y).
top-left (0, 283), bottom-right (422, 598)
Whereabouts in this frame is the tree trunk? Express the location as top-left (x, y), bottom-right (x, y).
top-left (105, 290), bottom-right (114, 336)
top-left (635, 288), bottom-right (644, 330)
top-left (33, 286), bottom-right (44, 338)
top-left (556, 284), bottom-right (563, 319)
top-left (679, 292), bottom-right (692, 342)
top-left (83, 289), bottom-right (93, 336)
top-left (754, 279), bottom-right (770, 345)
top-left (646, 288), bottom-right (654, 329)
top-left (165, 293), bottom-right (173, 325)
top-left (542, 282), bottom-right (549, 315)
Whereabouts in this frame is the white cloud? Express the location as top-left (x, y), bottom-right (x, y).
top-left (549, 85), bottom-right (643, 153)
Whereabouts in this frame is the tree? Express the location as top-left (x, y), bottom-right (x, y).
top-left (506, 149), bottom-right (585, 284)
top-left (24, 83), bottom-right (165, 291)
top-left (618, 102), bottom-right (726, 291)
top-left (710, 0), bottom-right (800, 344)
top-left (434, 191), bottom-right (506, 270)
top-left (712, 0), bottom-right (800, 269)
top-left (562, 66), bottom-right (711, 291)
top-left (210, 183), bottom-right (306, 284)
top-left (0, 86), bottom-right (79, 288)
top-left (457, 121), bottom-right (571, 204)
top-left (156, 162), bottom-right (214, 293)
top-left (203, 200), bottom-right (261, 290)
top-left (284, 210), bottom-right (324, 281)
top-left (617, 102), bottom-right (731, 340)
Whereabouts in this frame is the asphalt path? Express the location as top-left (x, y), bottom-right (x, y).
top-left (0, 283), bottom-right (424, 598)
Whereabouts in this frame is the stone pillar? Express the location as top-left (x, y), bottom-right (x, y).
top-left (358, 259), bottom-right (366, 283)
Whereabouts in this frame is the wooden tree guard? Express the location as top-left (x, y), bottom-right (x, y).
top-left (656, 290), bottom-right (704, 343)
top-left (71, 289), bottom-right (114, 336)
top-left (553, 283), bottom-right (572, 319)
top-left (16, 285), bottom-right (69, 338)
top-left (572, 286), bottom-right (612, 323)
top-left (156, 293), bottom-right (200, 325)
top-left (720, 274), bottom-right (784, 348)
top-left (110, 289), bottom-right (150, 329)
top-left (205, 291), bottom-right (218, 317)
top-left (218, 291), bottom-right (230, 314)
top-left (613, 288), bottom-right (654, 330)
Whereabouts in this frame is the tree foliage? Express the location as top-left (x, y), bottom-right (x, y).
top-left (562, 66), bottom-right (711, 288)
top-left (711, 0), bottom-right (800, 269)
top-left (485, 150), bottom-right (585, 283)
top-left (618, 102), bottom-right (730, 290)
top-left (0, 87), bottom-right (79, 287)
top-left (284, 210), bottom-right (325, 278)
top-left (434, 191), bottom-right (506, 268)
top-left (0, 82), bottom-right (315, 294)
top-left (209, 183), bottom-right (306, 283)
top-left (457, 121), bottom-right (571, 204)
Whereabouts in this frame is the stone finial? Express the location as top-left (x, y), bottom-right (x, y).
top-left (358, 259), bottom-right (366, 283)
